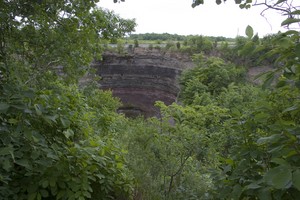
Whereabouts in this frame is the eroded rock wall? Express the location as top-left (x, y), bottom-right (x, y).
top-left (92, 49), bottom-right (193, 117)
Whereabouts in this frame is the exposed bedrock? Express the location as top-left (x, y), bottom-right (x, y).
top-left (92, 49), bottom-right (194, 117)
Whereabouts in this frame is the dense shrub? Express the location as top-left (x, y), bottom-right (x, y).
top-left (179, 55), bottom-right (246, 105)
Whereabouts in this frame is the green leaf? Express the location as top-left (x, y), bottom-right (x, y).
top-left (116, 162), bottom-right (123, 169)
top-left (283, 105), bottom-right (299, 113)
top-left (292, 169), bottom-right (300, 190)
top-left (37, 193), bottom-right (42, 200)
top-left (47, 152), bottom-right (59, 160)
top-left (254, 112), bottom-right (270, 121)
top-left (58, 181), bottom-right (66, 189)
top-left (238, 41), bottom-right (255, 56)
top-left (28, 183), bottom-right (38, 194)
top-left (28, 192), bottom-right (37, 200)
top-left (83, 191), bottom-right (91, 198)
top-left (262, 72), bottom-right (275, 89)
top-left (290, 10), bottom-right (300, 15)
top-left (264, 165), bottom-right (292, 189)
top-left (245, 4), bottom-right (251, 9)
top-left (271, 158), bottom-right (290, 166)
top-left (0, 146), bottom-right (13, 156)
top-left (11, 104), bottom-right (26, 110)
top-left (41, 180), bottom-right (49, 188)
top-left (0, 102), bottom-right (10, 113)
top-left (268, 145), bottom-right (284, 153)
top-left (254, 70), bottom-right (274, 81)
top-left (252, 34), bottom-right (259, 42)
top-left (276, 37), bottom-right (293, 49)
top-left (15, 159), bottom-right (31, 169)
top-left (2, 159), bottom-right (12, 171)
top-left (281, 18), bottom-right (300, 26)
top-left (286, 150), bottom-right (297, 158)
top-left (284, 30), bottom-right (299, 36)
top-left (275, 0), bottom-right (286, 5)
top-left (295, 44), bottom-right (300, 57)
top-left (225, 158), bottom-right (234, 165)
top-left (49, 178), bottom-right (56, 187)
top-left (22, 90), bottom-right (35, 98)
top-left (245, 25), bottom-right (254, 38)
top-left (245, 182), bottom-right (262, 189)
top-left (96, 173), bottom-right (105, 180)
top-left (8, 118), bottom-right (18, 124)
top-left (34, 104), bottom-right (43, 116)
top-left (40, 189), bottom-right (49, 198)
top-left (239, 3), bottom-right (245, 8)
top-left (257, 134), bottom-right (281, 145)
top-left (231, 184), bottom-right (242, 199)
top-left (258, 188), bottom-right (272, 200)
top-left (63, 129), bottom-right (74, 139)
top-left (78, 196), bottom-right (85, 200)
top-left (57, 190), bottom-right (66, 199)
top-left (43, 115), bottom-right (58, 124)
top-left (60, 117), bottom-right (71, 128)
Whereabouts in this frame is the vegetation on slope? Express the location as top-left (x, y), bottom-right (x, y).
top-left (0, 1), bottom-right (135, 199)
top-left (1, 0), bottom-right (300, 199)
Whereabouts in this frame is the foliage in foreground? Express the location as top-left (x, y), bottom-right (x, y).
top-left (210, 26), bottom-right (300, 199)
top-left (123, 24), bottom-right (300, 200)
top-left (0, 81), bottom-right (133, 199)
top-left (120, 102), bottom-right (228, 199)
top-left (0, 0), bottom-right (135, 199)
top-left (1, 0), bottom-right (300, 199)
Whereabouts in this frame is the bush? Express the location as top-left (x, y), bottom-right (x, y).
top-left (0, 81), bottom-right (133, 199)
top-left (179, 55), bottom-right (246, 105)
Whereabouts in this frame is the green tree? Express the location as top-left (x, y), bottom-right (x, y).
top-left (190, 0), bottom-right (300, 199)
top-left (184, 35), bottom-right (213, 54)
top-left (176, 41), bottom-right (181, 49)
top-left (134, 39), bottom-right (139, 47)
top-left (179, 54), bottom-right (246, 105)
top-left (123, 102), bottom-right (229, 199)
top-left (0, 1), bottom-right (135, 84)
top-left (0, 1), bottom-right (135, 199)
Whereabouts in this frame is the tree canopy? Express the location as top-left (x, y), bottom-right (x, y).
top-left (0, 1), bottom-right (136, 199)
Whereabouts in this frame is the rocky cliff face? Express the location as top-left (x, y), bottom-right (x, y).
top-left (92, 48), bottom-right (193, 117)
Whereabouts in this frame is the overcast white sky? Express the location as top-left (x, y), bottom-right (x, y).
top-left (98, 0), bottom-right (286, 38)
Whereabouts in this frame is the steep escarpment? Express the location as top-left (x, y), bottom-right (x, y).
top-left (92, 48), bottom-right (193, 117)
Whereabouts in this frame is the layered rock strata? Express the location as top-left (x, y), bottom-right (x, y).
top-left (92, 49), bottom-right (193, 117)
